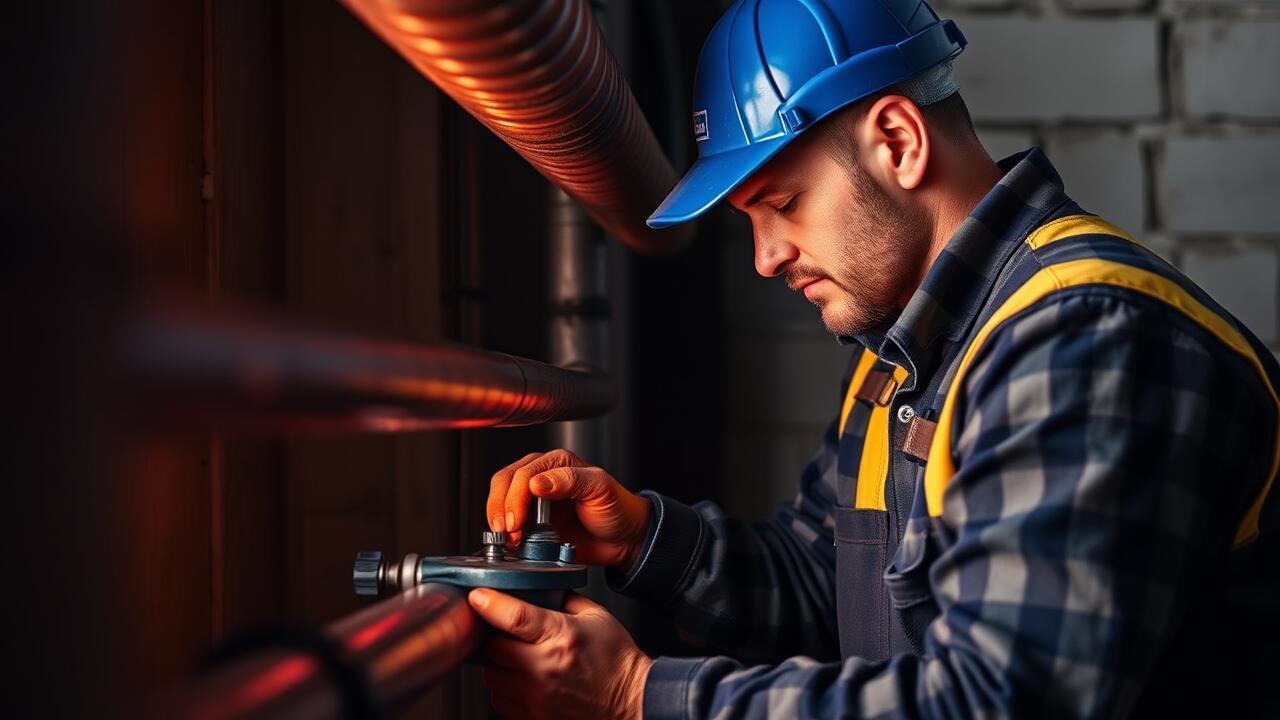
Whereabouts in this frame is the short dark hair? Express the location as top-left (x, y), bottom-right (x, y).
top-left (917, 92), bottom-right (978, 141)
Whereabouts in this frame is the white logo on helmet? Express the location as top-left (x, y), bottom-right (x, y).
top-left (693, 110), bottom-right (709, 142)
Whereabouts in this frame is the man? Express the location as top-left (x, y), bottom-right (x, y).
top-left (468, 0), bottom-right (1280, 718)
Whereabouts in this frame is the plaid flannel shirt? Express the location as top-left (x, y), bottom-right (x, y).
top-left (609, 148), bottom-right (1280, 719)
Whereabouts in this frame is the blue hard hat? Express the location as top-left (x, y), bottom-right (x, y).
top-left (647, 0), bottom-right (966, 229)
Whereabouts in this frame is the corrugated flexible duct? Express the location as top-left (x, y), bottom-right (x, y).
top-left (340, 0), bottom-right (691, 255)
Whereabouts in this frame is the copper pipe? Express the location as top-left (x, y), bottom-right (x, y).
top-left (339, 0), bottom-right (690, 256)
top-left (156, 583), bottom-right (480, 719)
top-left (129, 299), bottom-right (615, 433)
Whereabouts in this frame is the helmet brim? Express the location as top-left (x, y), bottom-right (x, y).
top-left (646, 134), bottom-right (790, 229)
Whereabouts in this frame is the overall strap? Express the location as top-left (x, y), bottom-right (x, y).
top-left (838, 348), bottom-right (908, 510)
top-left (922, 215), bottom-right (1280, 548)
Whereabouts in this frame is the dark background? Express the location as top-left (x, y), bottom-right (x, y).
top-left (3, 1), bottom-right (736, 717)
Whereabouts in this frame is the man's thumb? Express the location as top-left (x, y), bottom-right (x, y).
top-left (531, 467), bottom-right (598, 500)
top-left (562, 592), bottom-right (605, 616)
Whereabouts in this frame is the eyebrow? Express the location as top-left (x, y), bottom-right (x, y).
top-left (742, 184), bottom-right (778, 209)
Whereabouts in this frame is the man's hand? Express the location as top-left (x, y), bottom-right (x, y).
top-left (487, 450), bottom-right (650, 567)
top-left (469, 589), bottom-right (652, 720)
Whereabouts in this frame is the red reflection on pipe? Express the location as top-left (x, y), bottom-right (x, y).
top-left (130, 299), bottom-right (614, 434)
top-left (205, 656), bottom-right (317, 719)
top-left (346, 610), bottom-right (404, 652)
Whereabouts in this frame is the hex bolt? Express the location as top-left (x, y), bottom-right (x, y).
top-left (482, 530), bottom-right (509, 562)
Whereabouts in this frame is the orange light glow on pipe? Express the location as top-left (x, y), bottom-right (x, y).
top-left (340, 0), bottom-right (690, 256)
top-left (130, 299), bottom-right (615, 434)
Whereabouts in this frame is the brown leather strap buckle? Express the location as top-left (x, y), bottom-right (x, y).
top-left (855, 369), bottom-right (898, 407)
top-left (898, 416), bottom-right (937, 462)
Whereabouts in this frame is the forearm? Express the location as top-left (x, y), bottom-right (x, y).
top-left (643, 646), bottom-right (997, 720)
top-left (611, 488), bottom-right (841, 663)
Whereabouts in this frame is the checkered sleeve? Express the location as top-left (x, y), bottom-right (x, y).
top-left (640, 288), bottom-right (1276, 719)
top-left (608, 405), bottom-right (846, 663)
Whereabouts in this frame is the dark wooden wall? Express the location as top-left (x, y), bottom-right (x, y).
top-left (6, 1), bottom-right (484, 715)
top-left (5, 1), bottom-right (737, 716)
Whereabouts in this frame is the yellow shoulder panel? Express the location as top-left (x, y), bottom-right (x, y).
top-left (923, 216), bottom-right (1278, 548)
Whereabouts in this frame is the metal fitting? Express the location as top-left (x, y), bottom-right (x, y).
top-left (481, 530), bottom-right (508, 561)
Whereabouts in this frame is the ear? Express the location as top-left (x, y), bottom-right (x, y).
top-left (858, 95), bottom-right (930, 191)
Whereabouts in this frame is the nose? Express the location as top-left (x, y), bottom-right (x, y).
top-left (753, 229), bottom-right (799, 278)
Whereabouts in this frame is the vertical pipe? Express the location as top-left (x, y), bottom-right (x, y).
top-left (546, 0), bottom-right (632, 618)
top-left (547, 187), bottom-right (612, 464)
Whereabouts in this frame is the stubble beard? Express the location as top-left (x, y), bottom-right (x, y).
top-left (816, 171), bottom-right (926, 339)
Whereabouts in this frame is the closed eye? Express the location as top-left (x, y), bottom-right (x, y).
top-left (776, 194), bottom-right (799, 215)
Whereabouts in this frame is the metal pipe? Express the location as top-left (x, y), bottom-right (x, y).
top-left (128, 300), bottom-right (615, 433)
top-left (338, 0), bottom-right (691, 256)
top-left (544, 1), bottom-right (631, 617)
top-left (548, 188), bottom-right (613, 461)
top-left (156, 583), bottom-right (480, 719)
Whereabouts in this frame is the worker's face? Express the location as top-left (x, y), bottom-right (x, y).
top-left (727, 127), bottom-right (927, 338)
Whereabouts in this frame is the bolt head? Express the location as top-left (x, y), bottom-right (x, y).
top-left (558, 543), bottom-right (576, 564)
top-left (353, 550), bottom-right (385, 596)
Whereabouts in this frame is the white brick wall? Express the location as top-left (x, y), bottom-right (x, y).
top-left (977, 128), bottom-right (1037, 161)
top-left (1048, 130), bottom-right (1146, 233)
top-left (950, 17), bottom-right (1162, 121)
top-left (720, 2), bottom-right (1280, 513)
top-left (1182, 246), bottom-right (1280, 344)
top-left (1182, 20), bottom-right (1280, 119)
top-left (1161, 136), bottom-right (1280, 235)
top-left (951, 8), bottom-right (1280, 343)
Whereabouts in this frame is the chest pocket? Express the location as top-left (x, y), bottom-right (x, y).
top-left (882, 492), bottom-right (946, 655)
top-left (834, 349), bottom-right (908, 660)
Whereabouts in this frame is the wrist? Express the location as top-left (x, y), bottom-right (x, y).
top-left (620, 491), bottom-right (653, 569)
top-left (622, 650), bottom-right (653, 720)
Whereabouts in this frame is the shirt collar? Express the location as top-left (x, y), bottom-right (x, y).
top-left (840, 146), bottom-right (1070, 391)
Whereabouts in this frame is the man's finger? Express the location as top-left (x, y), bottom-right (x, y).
top-left (561, 591), bottom-right (605, 617)
top-left (528, 466), bottom-right (608, 502)
top-left (468, 588), bottom-right (557, 644)
top-left (484, 633), bottom-right (543, 670)
top-left (488, 452), bottom-right (543, 532)
top-left (504, 449), bottom-right (584, 539)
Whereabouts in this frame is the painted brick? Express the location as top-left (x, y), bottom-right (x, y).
top-left (1170, 0), bottom-right (1280, 7)
top-left (951, 17), bottom-right (1162, 121)
top-left (936, 0), bottom-right (1017, 10)
top-left (1160, 136), bottom-right (1280, 235)
top-left (976, 128), bottom-right (1035, 161)
top-left (1047, 130), bottom-right (1146, 233)
top-left (1059, 0), bottom-right (1149, 11)
top-left (1181, 247), bottom-right (1279, 344)
top-left (1182, 20), bottom-right (1280, 120)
